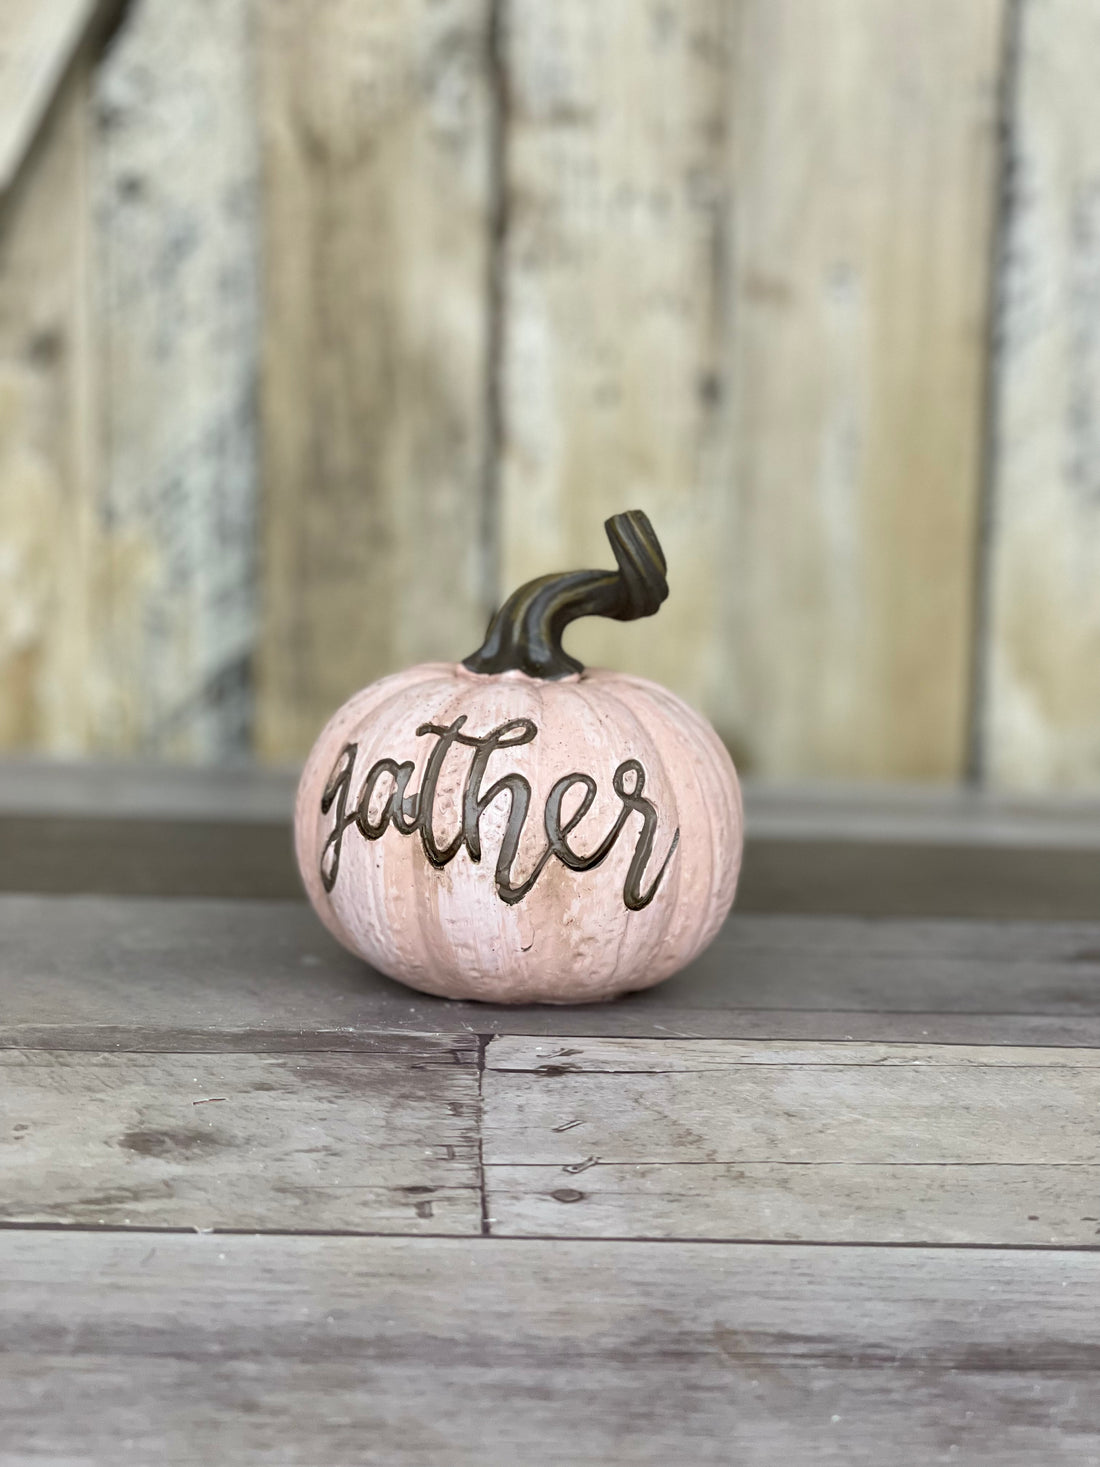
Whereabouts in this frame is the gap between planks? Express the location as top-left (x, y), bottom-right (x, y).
top-left (0, 1220), bottom-right (1098, 1255)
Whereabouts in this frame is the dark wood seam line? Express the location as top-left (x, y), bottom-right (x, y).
top-left (6, 1030), bottom-right (1100, 1055)
top-left (0, 1222), bottom-right (1098, 1253)
top-left (482, 1160), bottom-right (1100, 1169)
top-left (506, 1019), bottom-right (1100, 1026)
top-left (478, 0), bottom-right (508, 617)
top-left (0, 1038), bottom-right (479, 1055)
top-left (486, 1064), bottom-right (1100, 1074)
top-left (966, 0), bottom-right (1025, 783)
top-left (477, 1033), bottom-right (492, 1236)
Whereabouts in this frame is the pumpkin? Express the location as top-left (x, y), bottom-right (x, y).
top-left (294, 510), bottom-right (742, 1003)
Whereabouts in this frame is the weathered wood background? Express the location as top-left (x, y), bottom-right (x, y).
top-left (0, 0), bottom-right (1097, 788)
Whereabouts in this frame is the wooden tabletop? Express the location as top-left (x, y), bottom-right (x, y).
top-left (3, 766), bottom-right (1100, 1465)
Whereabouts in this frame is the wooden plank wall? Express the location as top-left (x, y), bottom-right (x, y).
top-left (91, 0), bottom-right (259, 758)
top-left (0, 0), bottom-right (257, 760)
top-left (983, 0), bottom-right (1100, 790)
top-left (1, 0), bottom-right (1099, 789)
top-left (714, 0), bottom-right (1002, 780)
top-left (497, 1), bottom-right (733, 731)
top-left (256, 0), bottom-right (494, 759)
top-left (498, 0), bottom-right (1003, 780)
top-left (0, 55), bottom-right (95, 753)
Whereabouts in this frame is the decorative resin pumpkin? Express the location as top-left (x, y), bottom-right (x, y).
top-left (295, 511), bottom-right (742, 1004)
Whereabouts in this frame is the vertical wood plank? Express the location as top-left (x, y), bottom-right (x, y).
top-left (717, 0), bottom-right (1004, 779)
top-left (498, 0), bottom-right (733, 707)
top-left (500, 0), bottom-right (1004, 780)
top-left (92, 0), bottom-right (260, 757)
top-left (983, 0), bottom-right (1100, 789)
top-left (0, 62), bottom-right (95, 753)
top-left (257, 0), bottom-right (495, 761)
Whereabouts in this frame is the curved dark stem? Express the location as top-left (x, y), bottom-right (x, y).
top-left (462, 510), bottom-right (668, 680)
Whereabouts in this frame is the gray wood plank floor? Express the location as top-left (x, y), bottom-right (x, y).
top-left (2, 1233), bottom-right (1098, 1466)
top-left (4, 791), bottom-right (1100, 1464)
top-left (6, 893), bottom-right (1100, 1043)
top-left (482, 1037), bottom-right (1100, 1245)
top-left (6, 1018), bottom-right (1098, 1249)
top-left (0, 1041), bottom-right (480, 1233)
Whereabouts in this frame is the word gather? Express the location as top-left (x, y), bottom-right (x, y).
top-left (319, 715), bottom-right (679, 910)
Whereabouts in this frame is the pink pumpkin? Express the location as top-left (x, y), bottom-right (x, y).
top-left (294, 511), bottom-right (742, 1004)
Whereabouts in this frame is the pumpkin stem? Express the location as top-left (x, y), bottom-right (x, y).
top-left (462, 509), bottom-right (668, 680)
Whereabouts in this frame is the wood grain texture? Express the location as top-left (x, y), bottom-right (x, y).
top-left (483, 1035), bottom-right (1100, 1243)
top-left (0, 61), bottom-right (95, 754)
top-left (91, 0), bottom-right (261, 757)
top-left (7, 896), bottom-right (1100, 1046)
top-left (984, 0), bottom-right (1100, 789)
top-left (487, 1162), bottom-right (1100, 1246)
top-left (0, 1040), bottom-right (480, 1232)
top-left (484, 1037), bottom-right (1100, 1162)
top-left (498, 0), bottom-right (733, 702)
top-left (486, 1037), bottom-right (1100, 1070)
top-left (3, 1233), bottom-right (1100, 1464)
top-left (498, 0), bottom-right (1005, 781)
top-left (711, 0), bottom-right (1005, 778)
top-left (257, 0), bottom-right (494, 760)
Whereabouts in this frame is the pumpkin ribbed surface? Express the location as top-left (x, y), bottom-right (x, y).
top-left (294, 662), bottom-right (742, 1003)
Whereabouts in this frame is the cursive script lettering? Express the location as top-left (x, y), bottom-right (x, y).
top-left (319, 717), bottom-right (679, 910)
